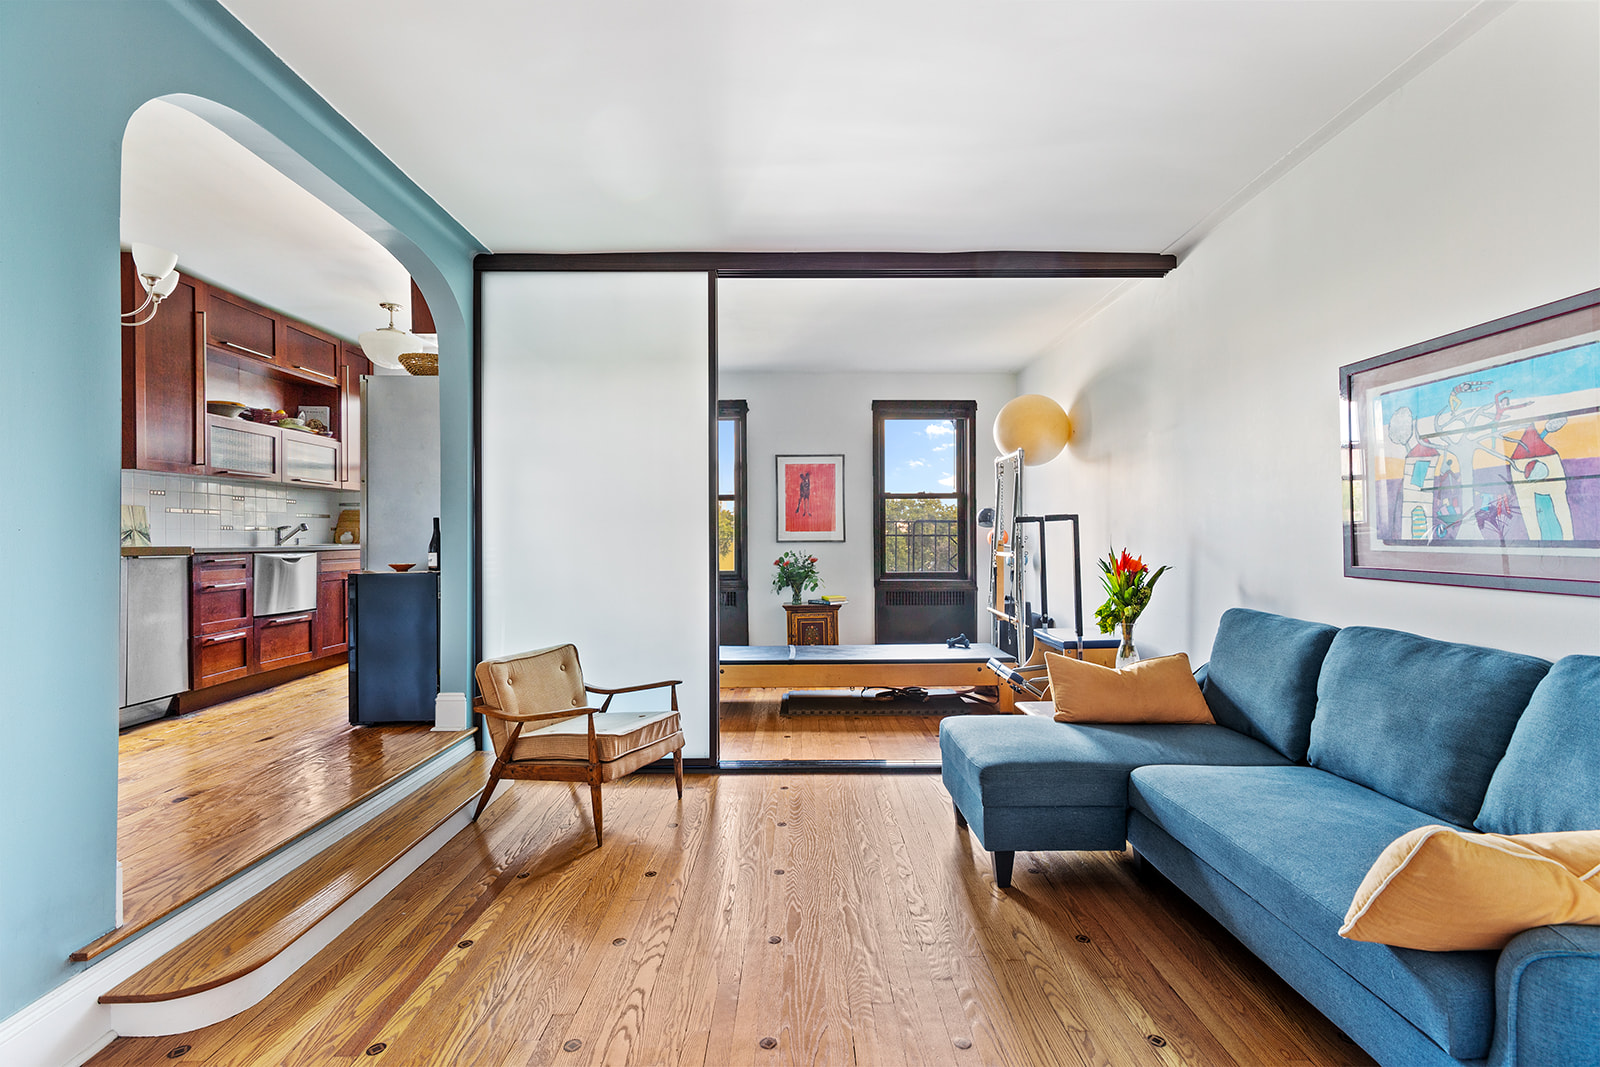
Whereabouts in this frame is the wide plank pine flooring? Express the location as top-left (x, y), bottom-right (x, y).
top-left (89, 667), bottom-right (471, 959)
top-left (93, 772), bottom-right (1371, 1066)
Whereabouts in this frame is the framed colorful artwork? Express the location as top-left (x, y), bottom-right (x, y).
top-left (776, 454), bottom-right (845, 542)
top-left (1341, 289), bottom-right (1600, 596)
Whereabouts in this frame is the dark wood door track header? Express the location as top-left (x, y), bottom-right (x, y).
top-left (476, 250), bottom-right (1176, 278)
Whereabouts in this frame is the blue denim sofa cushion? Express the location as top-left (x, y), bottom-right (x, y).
top-left (1476, 655), bottom-right (1600, 835)
top-left (939, 715), bottom-right (1289, 810)
top-left (1201, 608), bottom-right (1338, 761)
top-left (1128, 764), bottom-right (1497, 1060)
top-left (1306, 626), bottom-right (1549, 827)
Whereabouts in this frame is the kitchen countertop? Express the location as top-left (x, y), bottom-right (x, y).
top-left (123, 544), bottom-right (362, 556)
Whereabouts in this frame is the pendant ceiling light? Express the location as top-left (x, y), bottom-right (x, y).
top-left (121, 243), bottom-right (181, 327)
top-left (358, 301), bottom-right (422, 370)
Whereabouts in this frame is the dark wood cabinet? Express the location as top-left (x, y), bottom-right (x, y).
top-left (188, 550), bottom-right (357, 696)
top-left (281, 321), bottom-right (340, 384)
top-left (339, 343), bottom-right (370, 491)
top-left (784, 602), bottom-right (841, 645)
top-left (192, 554), bottom-right (251, 635)
top-left (122, 254), bottom-right (205, 474)
top-left (255, 611), bottom-right (317, 671)
top-left (122, 254), bottom-right (367, 485)
top-left (194, 627), bottom-right (253, 689)
top-left (205, 289), bottom-right (279, 367)
top-left (316, 551), bottom-right (360, 657)
top-left (192, 554), bottom-right (253, 687)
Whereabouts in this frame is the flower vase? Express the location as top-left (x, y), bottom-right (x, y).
top-left (790, 584), bottom-right (804, 604)
top-left (1116, 621), bottom-right (1141, 670)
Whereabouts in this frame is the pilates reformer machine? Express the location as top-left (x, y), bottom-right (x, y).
top-left (983, 448), bottom-right (1111, 701)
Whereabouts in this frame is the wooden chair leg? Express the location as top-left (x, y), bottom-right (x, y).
top-left (590, 781), bottom-right (604, 847)
top-left (471, 769), bottom-right (503, 821)
top-left (673, 748), bottom-right (684, 798)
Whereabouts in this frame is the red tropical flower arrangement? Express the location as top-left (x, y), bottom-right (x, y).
top-left (1094, 548), bottom-right (1170, 665)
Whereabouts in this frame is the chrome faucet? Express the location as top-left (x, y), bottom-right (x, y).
top-left (274, 522), bottom-right (308, 546)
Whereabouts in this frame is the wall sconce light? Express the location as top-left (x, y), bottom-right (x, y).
top-left (358, 302), bottom-right (423, 370)
top-left (121, 243), bottom-right (180, 327)
top-left (993, 394), bottom-right (1072, 465)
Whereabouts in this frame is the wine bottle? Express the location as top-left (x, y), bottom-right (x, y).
top-left (427, 517), bottom-right (440, 571)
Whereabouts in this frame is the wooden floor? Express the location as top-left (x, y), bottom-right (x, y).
top-left (720, 688), bottom-right (999, 761)
top-left (90, 667), bottom-right (472, 959)
top-left (93, 772), bottom-right (1371, 1066)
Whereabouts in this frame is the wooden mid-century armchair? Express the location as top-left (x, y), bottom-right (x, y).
top-left (472, 644), bottom-right (685, 845)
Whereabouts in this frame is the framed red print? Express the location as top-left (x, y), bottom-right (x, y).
top-left (776, 454), bottom-right (845, 542)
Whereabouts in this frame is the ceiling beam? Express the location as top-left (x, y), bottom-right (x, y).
top-left (476, 250), bottom-right (1175, 278)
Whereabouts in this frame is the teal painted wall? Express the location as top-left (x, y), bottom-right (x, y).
top-left (0, 1), bottom-right (481, 1020)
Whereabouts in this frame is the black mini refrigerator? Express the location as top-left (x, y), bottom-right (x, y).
top-left (349, 570), bottom-right (439, 724)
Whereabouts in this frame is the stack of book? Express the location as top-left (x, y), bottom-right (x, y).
top-left (820, 594), bottom-right (848, 604)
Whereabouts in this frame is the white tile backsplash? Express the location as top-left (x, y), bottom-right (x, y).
top-left (121, 470), bottom-right (354, 548)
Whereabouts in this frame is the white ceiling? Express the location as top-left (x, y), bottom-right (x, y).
top-left (121, 100), bottom-right (415, 342)
top-left (125, 1), bottom-right (1486, 370)
top-left (718, 276), bottom-right (1128, 373)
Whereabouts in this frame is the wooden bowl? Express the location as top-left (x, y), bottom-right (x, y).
top-left (388, 563), bottom-right (415, 572)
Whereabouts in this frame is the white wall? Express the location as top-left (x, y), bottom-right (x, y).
top-left (720, 370), bottom-right (1018, 645)
top-left (1020, 1), bottom-right (1600, 663)
top-left (481, 272), bottom-right (713, 757)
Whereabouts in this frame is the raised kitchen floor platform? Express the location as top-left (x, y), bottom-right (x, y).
top-left (78, 668), bottom-right (472, 962)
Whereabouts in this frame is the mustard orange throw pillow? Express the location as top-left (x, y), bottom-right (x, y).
top-left (1044, 652), bottom-right (1214, 724)
top-left (1340, 826), bottom-right (1600, 951)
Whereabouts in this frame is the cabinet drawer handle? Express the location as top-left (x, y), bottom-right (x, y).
top-left (200, 581), bottom-right (246, 591)
top-left (199, 632), bottom-right (246, 646)
top-left (199, 556), bottom-right (248, 564)
top-left (293, 364), bottom-right (338, 382)
top-left (286, 476), bottom-right (333, 485)
top-left (213, 468), bottom-right (272, 479)
top-left (218, 339), bottom-right (274, 362)
top-left (260, 613), bottom-right (313, 627)
top-left (194, 310), bottom-right (207, 465)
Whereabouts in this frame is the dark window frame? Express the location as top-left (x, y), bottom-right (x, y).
top-left (717, 399), bottom-right (748, 582)
top-left (872, 400), bottom-right (977, 583)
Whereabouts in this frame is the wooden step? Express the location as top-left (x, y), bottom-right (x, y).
top-left (100, 753), bottom-right (489, 1004)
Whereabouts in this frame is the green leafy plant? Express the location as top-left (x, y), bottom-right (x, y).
top-left (1093, 549), bottom-right (1170, 634)
top-left (772, 550), bottom-right (821, 599)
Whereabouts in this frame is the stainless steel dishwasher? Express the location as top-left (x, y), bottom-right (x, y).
top-left (254, 552), bottom-right (319, 615)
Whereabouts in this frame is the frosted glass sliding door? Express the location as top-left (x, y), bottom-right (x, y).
top-left (480, 272), bottom-right (713, 757)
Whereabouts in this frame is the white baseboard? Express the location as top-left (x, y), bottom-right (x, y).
top-left (0, 738), bottom-right (473, 1067)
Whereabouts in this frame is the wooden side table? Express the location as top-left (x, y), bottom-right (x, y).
top-left (783, 602), bottom-right (841, 645)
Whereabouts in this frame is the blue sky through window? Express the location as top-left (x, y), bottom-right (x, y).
top-left (718, 418), bottom-right (735, 494)
top-left (884, 419), bottom-right (957, 493)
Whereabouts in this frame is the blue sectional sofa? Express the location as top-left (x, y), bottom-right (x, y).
top-left (939, 608), bottom-right (1600, 1067)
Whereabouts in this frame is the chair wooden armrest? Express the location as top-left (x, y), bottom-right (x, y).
top-left (584, 680), bottom-right (683, 695)
top-left (477, 703), bottom-right (601, 725)
top-left (585, 679), bottom-right (681, 713)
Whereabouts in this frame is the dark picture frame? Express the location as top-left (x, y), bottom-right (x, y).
top-left (776, 454), bottom-right (845, 542)
top-left (1340, 289), bottom-right (1600, 597)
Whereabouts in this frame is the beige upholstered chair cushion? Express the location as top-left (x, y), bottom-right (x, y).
top-left (509, 710), bottom-right (683, 764)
